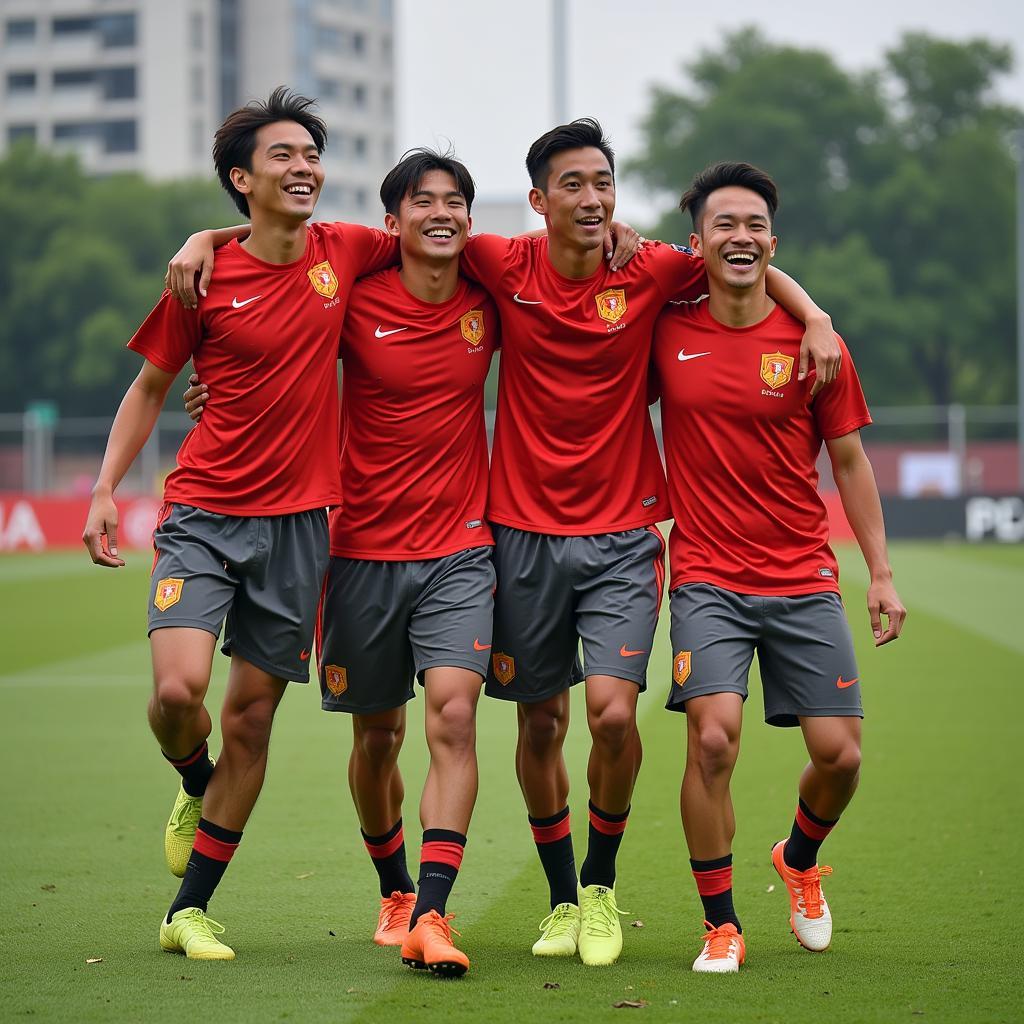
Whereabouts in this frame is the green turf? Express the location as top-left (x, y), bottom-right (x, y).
top-left (1, 544), bottom-right (1022, 1023)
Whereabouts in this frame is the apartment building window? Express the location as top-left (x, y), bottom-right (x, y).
top-left (315, 25), bottom-right (344, 51)
top-left (352, 83), bottom-right (366, 108)
top-left (5, 19), bottom-right (36, 42)
top-left (379, 0), bottom-right (393, 17)
top-left (351, 31), bottom-right (365, 55)
top-left (53, 17), bottom-right (94, 37)
top-left (98, 13), bottom-right (136, 48)
top-left (353, 135), bottom-right (367, 160)
top-left (53, 119), bottom-right (137, 153)
top-left (6, 71), bottom-right (37, 95)
top-left (101, 67), bottom-right (136, 100)
top-left (7, 124), bottom-right (37, 144)
top-left (53, 69), bottom-right (94, 89)
top-left (190, 12), bottom-right (204, 50)
top-left (316, 77), bottom-right (341, 100)
top-left (354, 187), bottom-right (368, 210)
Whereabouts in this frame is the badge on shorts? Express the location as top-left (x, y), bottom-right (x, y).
top-left (595, 288), bottom-right (627, 324)
top-left (492, 653), bottom-right (516, 686)
top-left (308, 260), bottom-right (339, 299)
top-left (460, 309), bottom-right (485, 346)
top-left (154, 577), bottom-right (184, 612)
top-left (760, 351), bottom-right (794, 389)
top-left (673, 650), bottom-right (691, 686)
top-left (324, 664), bottom-right (348, 696)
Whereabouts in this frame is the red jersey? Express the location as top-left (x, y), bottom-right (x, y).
top-left (128, 223), bottom-right (396, 516)
top-left (460, 235), bottom-right (706, 535)
top-left (330, 269), bottom-right (497, 560)
top-left (652, 300), bottom-right (871, 595)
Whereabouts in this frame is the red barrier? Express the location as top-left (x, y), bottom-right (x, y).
top-left (0, 494), bottom-right (162, 552)
top-left (821, 490), bottom-right (855, 542)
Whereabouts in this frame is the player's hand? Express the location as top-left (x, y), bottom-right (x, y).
top-left (82, 491), bottom-right (125, 568)
top-left (605, 221), bottom-right (645, 272)
top-left (867, 578), bottom-right (906, 646)
top-left (183, 373), bottom-right (208, 422)
top-left (799, 315), bottom-right (841, 397)
top-left (165, 231), bottom-right (217, 310)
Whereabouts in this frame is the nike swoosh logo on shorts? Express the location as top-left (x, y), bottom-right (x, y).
top-left (375, 325), bottom-right (408, 338)
top-left (299, 649), bottom-right (310, 661)
top-left (619, 645), bottom-right (645, 657)
top-left (232, 295), bottom-right (261, 308)
top-left (513, 292), bottom-right (543, 305)
top-left (473, 639), bottom-right (492, 651)
top-left (836, 675), bottom-right (858, 688)
top-left (678, 350), bottom-right (711, 361)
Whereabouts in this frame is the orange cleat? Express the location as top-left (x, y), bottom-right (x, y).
top-left (400, 909), bottom-right (469, 978)
top-left (771, 840), bottom-right (834, 951)
top-left (374, 891), bottom-right (416, 946)
top-left (692, 921), bottom-right (745, 973)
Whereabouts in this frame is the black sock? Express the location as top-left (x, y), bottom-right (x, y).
top-left (785, 797), bottom-right (838, 871)
top-left (163, 740), bottom-right (214, 798)
top-left (529, 807), bottom-right (578, 908)
top-left (410, 829), bottom-right (465, 927)
top-left (690, 854), bottom-right (741, 932)
top-left (580, 801), bottom-right (630, 889)
top-left (361, 819), bottom-right (415, 898)
top-left (166, 818), bottom-right (242, 922)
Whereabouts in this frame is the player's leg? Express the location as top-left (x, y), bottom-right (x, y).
top-left (485, 527), bottom-right (582, 956)
top-left (573, 527), bottom-right (664, 966)
top-left (665, 583), bottom-right (758, 973)
top-left (760, 591), bottom-right (863, 952)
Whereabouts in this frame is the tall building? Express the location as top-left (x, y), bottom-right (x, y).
top-left (0, 0), bottom-right (395, 222)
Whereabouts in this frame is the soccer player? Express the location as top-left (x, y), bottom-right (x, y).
top-left (457, 119), bottom-right (842, 966)
top-left (651, 162), bottom-right (906, 973)
top-left (82, 89), bottom-right (397, 960)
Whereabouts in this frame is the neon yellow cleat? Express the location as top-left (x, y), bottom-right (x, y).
top-left (164, 782), bottom-right (204, 877)
top-left (578, 884), bottom-right (627, 966)
top-left (159, 908), bottom-right (235, 960)
top-left (532, 902), bottom-right (581, 957)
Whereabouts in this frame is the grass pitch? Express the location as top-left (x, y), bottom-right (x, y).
top-left (1, 543), bottom-right (1022, 1023)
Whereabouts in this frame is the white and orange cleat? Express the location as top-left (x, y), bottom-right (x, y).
top-left (373, 891), bottom-right (416, 946)
top-left (771, 840), bottom-right (834, 951)
top-left (692, 921), bottom-right (745, 973)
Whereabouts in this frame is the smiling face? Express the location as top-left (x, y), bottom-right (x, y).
top-left (690, 185), bottom-right (777, 292)
top-left (385, 168), bottom-right (471, 264)
top-left (529, 146), bottom-right (615, 254)
top-left (229, 120), bottom-right (324, 222)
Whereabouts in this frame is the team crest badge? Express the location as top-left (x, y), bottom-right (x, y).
top-left (673, 650), bottom-right (691, 687)
top-left (760, 351), bottom-right (794, 389)
top-left (308, 260), bottom-right (339, 299)
top-left (154, 577), bottom-right (184, 612)
top-left (595, 288), bottom-right (627, 323)
top-left (492, 653), bottom-right (516, 686)
top-left (324, 664), bottom-right (348, 697)
top-left (460, 309), bottom-right (485, 346)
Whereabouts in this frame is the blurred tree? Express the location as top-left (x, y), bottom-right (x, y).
top-left (627, 30), bottom-right (1022, 408)
top-left (0, 143), bottom-right (234, 416)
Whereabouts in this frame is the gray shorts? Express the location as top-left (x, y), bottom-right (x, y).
top-left (317, 546), bottom-right (495, 714)
top-left (149, 503), bottom-right (330, 683)
top-left (666, 583), bottom-right (863, 727)
top-left (486, 524), bottom-right (665, 703)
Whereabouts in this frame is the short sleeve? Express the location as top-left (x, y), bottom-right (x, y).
top-left (460, 234), bottom-right (519, 288)
top-left (645, 242), bottom-right (708, 303)
top-left (126, 291), bottom-right (202, 374)
top-left (812, 336), bottom-right (872, 439)
top-left (329, 223), bottom-right (400, 277)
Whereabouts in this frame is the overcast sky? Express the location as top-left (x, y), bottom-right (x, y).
top-left (395, 0), bottom-right (1024, 223)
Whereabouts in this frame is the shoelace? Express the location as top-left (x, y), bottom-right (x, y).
top-left (582, 889), bottom-right (628, 938)
top-left (538, 905), bottom-right (578, 937)
top-left (423, 911), bottom-right (462, 941)
top-left (701, 922), bottom-right (739, 960)
top-left (168, 794), bottom-right (202, 833)
top-left (379, 892), bottom-right (413, 930)
top-left (792, 865), bottom-right (833, 919)
top-left (180, 907), bottom-right (226, 939)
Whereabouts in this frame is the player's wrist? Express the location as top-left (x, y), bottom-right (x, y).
top-left (868, 565), bottom-right (893, 584)
top-left (91, 481), bottom-right (115, 500)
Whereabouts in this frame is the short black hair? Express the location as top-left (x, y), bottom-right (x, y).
top-left (525, 117), bottom-right (615, 190)
top-left (213, 86), bottom-right (327, 217)
top-left (679, 161), bottom-right (779, 231)
top-left (379, 147), bottom-right (476, 215)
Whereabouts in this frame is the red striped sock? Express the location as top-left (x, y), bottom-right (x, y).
top-left (167, 818), bottom-right (241, 921)
top-left (411, 829), bottom-right (466, 926)
top-left (690, 853), bottom-right (741, 931)
top-left (529, 806), bottom-right (577, 908)
top-left (361, 819), bottom-right (414, 897)
top-left (784, 797), bottom-right (839, 871)
top-left (580, 801), bottom-right (629, 888)
top-left (162, 739), bottom-right (214, 797)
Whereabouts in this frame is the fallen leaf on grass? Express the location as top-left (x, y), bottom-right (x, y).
top-left (766, 884), bottom-right (775, 893)
top-left (41, 885), bottom-right (56, 893)
top-left (612, 1000), bottom-right (648, 1009)
top-left (85, 958), bottom-right (103, 965)
top-left (295, 872), bottom-right (314, 880)
top-left (543, 982), bottom-right (560, 990)
top-left (328, 930), bottom-right (336, 937)
top-left (630, 920), bottom-right (644, 928)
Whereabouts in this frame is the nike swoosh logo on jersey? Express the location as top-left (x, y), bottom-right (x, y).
top-left (678, 350), bottom-right (711, 361)
top-left (513, 292), bottom-right (543, 305)
top-left (375, 325), bottom-right (408, 338)
top-left (473, 639), bottom-right (492, 651)
top-left (232, 295), bottom-right (262, 308)
top-left (836, 675), bottom-right (858, 689)
top-left (619, 645), bottom-right (645, 657)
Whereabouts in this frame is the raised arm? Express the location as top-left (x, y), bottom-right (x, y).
top-left (165, 225), bottom-right (251, 309)
top-left (825, 430), bottom-right (906, 646)
top-left (765, 266), bottom-right (839, 395)
top-left (83, 360), bottom-right (177, 567)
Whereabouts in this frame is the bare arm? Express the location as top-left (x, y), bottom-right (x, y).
top-left (83, 361), bottom-right (177, 567)
top-left (765, 265), bottom-right (840, 396)
top-left (825, 430), bottom-right (906, 646)
top-left (165, 225), bottom-right (251, 308)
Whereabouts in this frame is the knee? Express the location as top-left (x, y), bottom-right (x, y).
top-left (521, 706), bottom-right (564, 753)
top-left (431, 698), bottom-right (476, 752)
top-left (812, 741), bottom-right (861, 783)
top-left (589, 702), bottom-right (635, 754)
top-left (152, 675), bottom-right (205, 721)
top-left (689, 721), bottom-right (739, 783)
top-left (355, 723), bottom-right (404, 767)
top-left (222, 698), bottom-right (276, 757)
